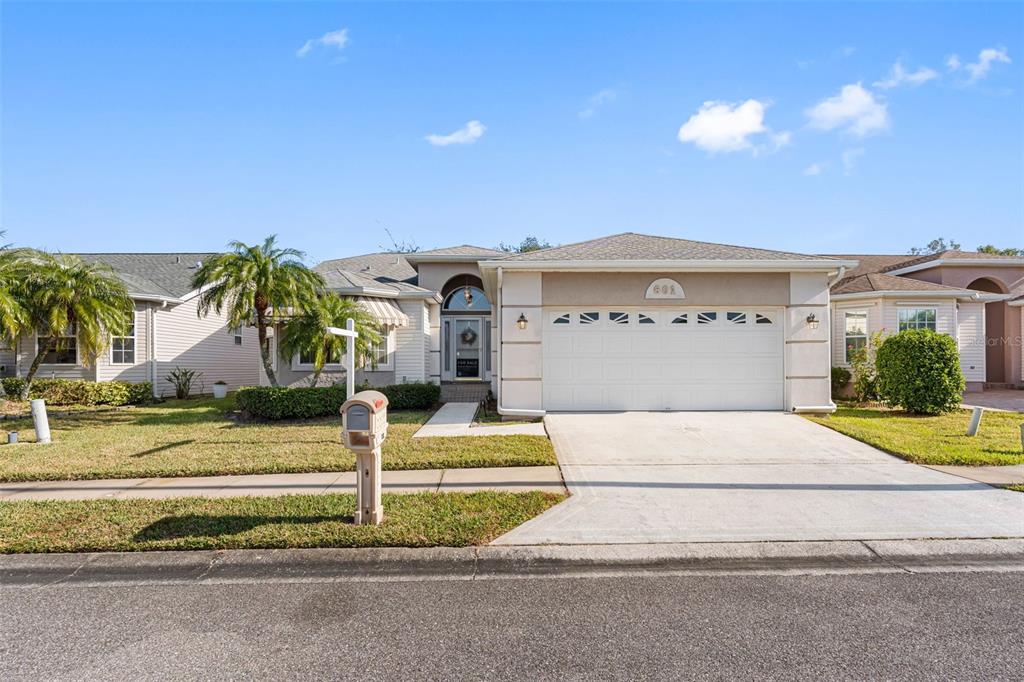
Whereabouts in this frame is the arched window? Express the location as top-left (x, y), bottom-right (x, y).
top-left (443, 286), bottom-right (490, 312)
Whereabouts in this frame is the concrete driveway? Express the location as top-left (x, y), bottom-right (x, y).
top-left (494, 412), bottom-right (1024, 545)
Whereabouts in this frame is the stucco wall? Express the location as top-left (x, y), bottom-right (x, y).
top-left (904, 264), bottom-right (1024, 292)
top-left (415, 262), bottom-right (486, 296)
top-left (541, 272), bottom-right (790, 307)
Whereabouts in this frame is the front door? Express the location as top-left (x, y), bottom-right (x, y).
top-left (453, 317), bottom-right (483, 380)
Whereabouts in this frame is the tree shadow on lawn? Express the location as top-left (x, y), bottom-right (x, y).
top-left (130, 440), bottom-right (195, 458)
top-left (134, 513), bottom-right (352, 541)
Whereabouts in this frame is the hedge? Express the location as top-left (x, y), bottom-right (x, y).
top-left (0, 378), bottom-right (152, 406)
top-left (875, 329), bottom-right (965, 414)
top-left (235, 382), bottom-right (442, 420)
top-left (830, 366), bottom-right (851, 398)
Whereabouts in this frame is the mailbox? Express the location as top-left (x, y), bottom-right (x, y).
top-left (341, 390), bottom-right (389, 453)
top-left (340, 390), bottom-right (389, 526)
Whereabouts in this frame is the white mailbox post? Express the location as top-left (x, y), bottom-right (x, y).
top-left (341, 390), bottom-right (389, 525)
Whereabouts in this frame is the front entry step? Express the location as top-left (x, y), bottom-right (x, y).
top-left (440, 382), bottom-right (491, 404)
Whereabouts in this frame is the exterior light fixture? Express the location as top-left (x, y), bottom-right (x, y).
top-left (463, 286), bottom-right (474, 305)
top-left (806, 313), bottom-right (819, 330)
top-left (516, 313), bottom-right (528, 330)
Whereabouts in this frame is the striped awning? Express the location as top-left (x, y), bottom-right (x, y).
top-left (355, 296), bottom-right (410, 327)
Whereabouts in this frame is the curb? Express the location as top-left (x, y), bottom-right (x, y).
top-left (2, 538), bottom-right (1023, 587)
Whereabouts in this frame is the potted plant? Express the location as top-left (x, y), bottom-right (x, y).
top-left (212, 381), bottom-right (228, 399)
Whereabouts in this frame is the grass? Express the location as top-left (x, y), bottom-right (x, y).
top-left (0, 491), bottom-right (566, 554)
top-left (806, 407), bottom-right (1024, 466)
top-left (0, 397), bottom-right (556, 482)
top-left (1004, 485), bottom-right (1024, 493)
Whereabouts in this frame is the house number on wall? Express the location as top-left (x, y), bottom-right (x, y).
top-left (645, 278), bottom-right (685, 300)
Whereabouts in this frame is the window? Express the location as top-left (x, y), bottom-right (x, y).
top-left (755, 314), bottom-right (773, 325)
top-left (298, 346), bottom-right (342, 367)
top-left (671, 314), bottom-right (688, 325)
top-left (442, 286), bottom-right (490, 312)
top-left (844, 311), bottom-right (868, 363)
top-left (898, 308), bottom-right (937, 332)
top-left (726, 312), bottom-right (747, 324)
top-left (111, 318), bottom-right (136, 364)
top-left (36, 326), bottom-right (77, 364)
top-left (553, 313), bottom-right (570, 325)
top-left (367, 329), bottom-right (393, 370)
top-left (638, 314), bottom-right (655, 325)
top-left (609, 312), bottom-right (629, 325)
top-left (697, 312), bottom-right (717, 325)
top-left (580, 312), bottom-right (600, 325)
top-left (231, 327), bottom-right (243, 345)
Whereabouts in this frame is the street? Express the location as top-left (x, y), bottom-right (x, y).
top-left (3, 570), bottom-right (1021, 680)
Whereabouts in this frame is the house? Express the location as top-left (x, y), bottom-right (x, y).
top-left (1, 253), bottom-right (261, 397)
top-left (826, 250), bottom-right (1024, 392)
top-left (304, 233), bottom-right (853, 414)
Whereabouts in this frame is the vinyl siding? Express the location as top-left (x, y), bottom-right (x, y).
top-left (97, 304), bottom-right (151, 383)
top-left (957, 302), bottom-right (986, 383)
top-left (831, 300), bottom-right (883, 367)
top-left (16, 333), bottom-right (94, 380)
top-left (154, 296), bottom-right (261, 397)
top-left (394, 300), bottom-right (426, 383)
top-left (267, 323), bottom-right (398, 389)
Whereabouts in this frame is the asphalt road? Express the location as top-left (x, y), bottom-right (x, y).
top-left (2, 571), bottom-right (1021, 681)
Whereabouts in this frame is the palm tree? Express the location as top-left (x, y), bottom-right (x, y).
top-left (0, 234), bottom-right (28, 347)
top-left (17, 252), bottom-right (134, 399)
top-left (278, 292), bottom-right (382, 387)
top-left (192, 236), bottom-right (325, 387)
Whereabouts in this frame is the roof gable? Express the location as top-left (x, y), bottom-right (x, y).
top-left (492, 232), bottom-right (829, 262)
top-left (832, 272), bottom-right (975, 296)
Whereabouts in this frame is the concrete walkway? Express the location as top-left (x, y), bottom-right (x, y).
top-left (412, 402), bottom-right (547, 438)
top-left (0, 466), bottom-right (565, 501)
top-left (926, 463), bottom-right (1024, 486)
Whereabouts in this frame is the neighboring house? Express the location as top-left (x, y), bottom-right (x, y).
top-left (1, 253), bottom-right (261, 397)
top-left (826, 250), bottom-right (1024, 392)
top-left (309, 233), bottom-right (852, 415)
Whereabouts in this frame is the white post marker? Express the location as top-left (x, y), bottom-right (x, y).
top-left (30, 399), bottom-right (51, 444)
top-left (326, 317), bottom-right (358, 398)
top-left (966, 406), bottom-right (984, 437)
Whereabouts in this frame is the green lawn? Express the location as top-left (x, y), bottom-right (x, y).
top-left (806, 407), bottom-right (1024, 466)
top-left (0, 491), bottom-right (565, 554)
top-left (0, 398), bottom-right (556, 482)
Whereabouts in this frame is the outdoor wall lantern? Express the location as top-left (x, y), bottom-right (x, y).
top-left (516, 313), bottom-right (529, 330)
top-left (806, 313), bottom-right (820, 330)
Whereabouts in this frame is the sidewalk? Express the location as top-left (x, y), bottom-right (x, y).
top-left (925, 463), bottom-right (1024, 486)
top-left (0, 466), bottom-right (565, 501)
top-left (412, 402), bottom-right (547, 438)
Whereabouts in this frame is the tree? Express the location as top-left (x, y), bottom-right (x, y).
top-left (977, 244), bottom-right (1023, 256)
top-left (379, 225), bottom-right (419, 253)
top-left (278, 292), bottom-right (382, 387)
top-left (908, 238), bottom-right (961, 256)
top-left (16, 252), bottom-right (134, 399)
top-left (192, 236), bottom-right (325, 388)
top-left (0, 234), bottom-right (28, 347)
top-left (498, 236), bottom-right (552, 253)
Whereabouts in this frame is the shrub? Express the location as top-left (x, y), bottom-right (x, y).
top-left (236, 381), bottom-right (441, 420)
top-left (850, 331), bottom-right (883, 402)
top-left (831, 366), bottom-right (851, 398)
top-left (875, 329), bottom-right (965, 414)
top-left (235, 385), bottom-right (347, 420)
top-left (378, 381), bottom-right (441, 410)
top-left (0, 378), bottom-right (151, 406)
top-left (165, 367), bottom-right (203, 400)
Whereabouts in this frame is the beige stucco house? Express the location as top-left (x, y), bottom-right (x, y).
top-left (307, 233), bottom-right (856, 415)
top-left (0, 253), bottom-right (261, 397)
top-left (826, 250), bottom-right (1024, 392)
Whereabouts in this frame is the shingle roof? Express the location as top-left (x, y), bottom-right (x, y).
top-left (318, 266), bottom-right (433, 297)
top-left (314, 253), bottom-right (418, 284)
top-left (492, 232), bottom-right (830, 262)
top-left (412, 245), bottom-right (505, 257)
top-left (832, 272), bottom-right (974, 296)
top-left (821, 254), bottom-right (916, 278)
top-left (75, 253), bottom-right (217, 299)
top-left (879, 250), bottom-right (1023, 273)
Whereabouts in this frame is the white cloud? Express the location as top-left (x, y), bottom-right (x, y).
top-left (803, 163), bottom-right (824, 176)
top-left (677, 99), bottom-right (789, 154)
top-left (578, 89), bottom-right (618, 119)
top-left (806, 83), bottom-right (889, 137)
top-left (965, 47), bottom-right (1011, 82)
top-left (874, 61), bottom-right (938, 89)
top-left (841, 147), bottom-right (865, 175)
top-left (297, 27), bottom-right (349, 58)
top-left (425, 120), bottom-right (486, 146)
top-left (946, 54), bottom-right (961, 71)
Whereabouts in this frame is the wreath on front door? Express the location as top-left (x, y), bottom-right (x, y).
top-left (460, 328), bottom-right (478, 345)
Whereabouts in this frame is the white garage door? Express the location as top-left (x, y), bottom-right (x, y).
top-left (542, 307), bottom-right (785, 411)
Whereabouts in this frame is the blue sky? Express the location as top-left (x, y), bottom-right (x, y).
top-left (2, 2), bottom-right (1022, 261)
